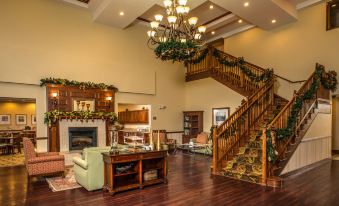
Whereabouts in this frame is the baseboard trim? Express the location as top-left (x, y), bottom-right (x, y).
top-left (280, 158), bottom-right (331, 179)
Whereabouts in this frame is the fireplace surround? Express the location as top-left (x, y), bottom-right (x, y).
top-left (69, 127), bottom-right (97, 150)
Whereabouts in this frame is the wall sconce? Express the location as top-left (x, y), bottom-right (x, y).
top-left (51, 92), bottom-right (58, 108)
top-left (106, 96), bottom-right (112, 109)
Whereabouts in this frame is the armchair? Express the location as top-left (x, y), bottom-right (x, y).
top-left (152, 130), bottom-right (176, 152)
top-left (23, 137), bottom-right (65, 177)
top-left (73, 146), bottom-right (111, 191)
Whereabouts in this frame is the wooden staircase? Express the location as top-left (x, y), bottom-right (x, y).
top-left (185, 47), bottom-right (333, 187)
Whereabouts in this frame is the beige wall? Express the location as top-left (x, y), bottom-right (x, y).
top-left (0, 0), bottom-right (185, 151)
top-left (0, 102), bottom-right (36, 130)
top-left (184, 78), bottom-right (244, 132)
top-left (224, 3), bottom-right (339, 85)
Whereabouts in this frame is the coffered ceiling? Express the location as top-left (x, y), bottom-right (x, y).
top-left (63, 0), bottom-right (322, 42)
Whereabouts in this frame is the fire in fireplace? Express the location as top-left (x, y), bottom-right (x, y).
top-left (69, 127), bottom-right (97, 150)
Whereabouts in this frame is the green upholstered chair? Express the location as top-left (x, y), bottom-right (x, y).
top-left (73, 146), bottom-right (111, 191)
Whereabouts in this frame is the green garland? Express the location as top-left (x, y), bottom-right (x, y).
top-left (212, 49), bottom-right (273, 82)
top-left (154, 40), bottom-right (198, 63)
top-left (44, 110), bottom-right (118, 127)
top-left (40, 78), bottom-right (118, 91)
top-left (184, 48), bottom-right (209, 65)
top-left (266, 129), bottom-right (278, 163)
top-left (267, 64), bottom-right (337, 162)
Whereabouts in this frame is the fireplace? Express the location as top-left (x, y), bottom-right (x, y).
top-left (69, 127), bottom-right (97, 150)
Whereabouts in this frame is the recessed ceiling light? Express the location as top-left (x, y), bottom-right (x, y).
top-left (211, 31), bottom-right (215, 35)
top-left (238, 19), bottom-right (243, 23)
top-left (119, 11), bottom-right (124, 16)
top-left (209, 5), bottom-right (214, 9)
top-left (332, 4), bottom-right (337, 8)
top-left (271, 19), bottom-right (276, 23)
top-left (244, 2), bottom-right (249, 7)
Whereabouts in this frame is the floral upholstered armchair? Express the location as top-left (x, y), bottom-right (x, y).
top-left (23, 137), bottom-right (65, 177)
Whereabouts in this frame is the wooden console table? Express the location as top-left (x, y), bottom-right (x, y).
top-left (102, 149), bottom-right (167, 195)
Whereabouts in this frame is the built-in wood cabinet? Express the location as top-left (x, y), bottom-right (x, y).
top-left (118, 110), bottom-right (149, 124)
top-left (182, 111), bottom-right (203, 144)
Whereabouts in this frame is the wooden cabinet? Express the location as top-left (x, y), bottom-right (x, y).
top-left (182, 111), bottom-right (203, 144)
top-left (103, 150), bottom-right (167, 195)
top-left (118, 110), bottom-right (149, 124)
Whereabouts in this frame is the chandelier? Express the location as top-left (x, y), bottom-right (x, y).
top-left (146, 0), bottom-right (206, 62)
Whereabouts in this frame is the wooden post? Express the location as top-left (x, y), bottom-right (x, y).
top-left (261, 128), bottom-right (267, 185)
top-left (212, 127), bottom-right (217, 174)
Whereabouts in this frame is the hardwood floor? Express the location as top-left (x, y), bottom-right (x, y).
top-left (1, 153), bottom-right (338, 206)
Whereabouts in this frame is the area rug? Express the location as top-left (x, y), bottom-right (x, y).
top-left (0, 153), bottom-right (25, 167)
top-left (46, 167), bottom-right (82, 192)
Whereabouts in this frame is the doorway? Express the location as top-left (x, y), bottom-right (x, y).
top-left (0, 97), bottom-right (36, 167)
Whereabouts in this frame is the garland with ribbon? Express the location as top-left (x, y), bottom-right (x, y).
top-left (184, 48), bottom-right (209, 66)
top-left (40, 78), bottom-right (118, 91)
top-left (44, 110), bottom-right (118, 127)
top-left (154, 40), bottom-right (198, 63)
top-left (212, 49), bottom-right (274, 82)
top-left (266, 64), bottom-right (337, 162)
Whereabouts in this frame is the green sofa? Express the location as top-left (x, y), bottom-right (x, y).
top-left (73, 146), bottom-right (112, 191)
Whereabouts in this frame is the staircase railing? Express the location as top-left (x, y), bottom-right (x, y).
top-left (187, 47), bottom-right (268, 95)
top-left (261, 66), bottom-right (332, 184)
top-left (212, 78), bottom-right (275, 174)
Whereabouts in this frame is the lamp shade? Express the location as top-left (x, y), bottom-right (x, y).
top-left (188, 17), bottom-right (198, 25)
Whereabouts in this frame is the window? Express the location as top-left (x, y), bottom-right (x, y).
top-left (327, 0), bottom-right (339, 30)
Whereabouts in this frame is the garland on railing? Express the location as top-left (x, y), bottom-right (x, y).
top-left (40, 78), bottom-right (118, 91)
top-left (184, 48), bottom-right (209, 66)
top-left (266, 64), bottom-right (337, 162)
top-left (266, 129), bottom-right (278, 163)
top-left (44, 110), bottom-right (118, 127)
top-left (212, 49), bottom-right (274, 82)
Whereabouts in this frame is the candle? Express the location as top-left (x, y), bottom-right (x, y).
top-left (157, 130), bottom-right (160, 151)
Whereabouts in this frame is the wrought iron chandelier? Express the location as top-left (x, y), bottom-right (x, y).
top-left (146, 0), bottom-right (206, 63)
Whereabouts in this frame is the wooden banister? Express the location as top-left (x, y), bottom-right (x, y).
top-left (213, 79), bottom-right (275, 172)
top-left (186, 47), bottom-right (306, 84)
top-left (264, 70), bottom-right (320, 178)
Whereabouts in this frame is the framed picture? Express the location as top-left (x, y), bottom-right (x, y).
top-left (31, 115), bottom-right (36, 125)
top-left (0, 114), bottom-right (11, 125)
top-left (212, 107), bottom-right (230, 126)
top-left (16, 114), bottom-right (27, 125)
top-left (72, 99), bottom-right (95, 112)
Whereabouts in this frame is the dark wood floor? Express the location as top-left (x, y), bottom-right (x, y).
top-left (1, 153), bottom-right (338, 206)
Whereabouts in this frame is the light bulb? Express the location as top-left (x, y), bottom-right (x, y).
top-left (178, 0), bottom-right (187, 6)
top-left (155, 14), bottom-right (163, 21)
top-left (163, 0), bottom-right (172, 7)
top-left (180, 39), bottom-right (186, 43)
top-left (150, 21), bottom-right (159, 29)
top-left (183, 6), bottom-right (190, 14)
top-left (176, 6), bottom-right (184, 14)
top-left (194, 33), bottom-right (201, 40)
top-left (147, 30), bottom-right (156, 37)
top-left (167, 15), bottom-right (177, 24)
top-left (188, 17), bottom-right (198, 25)
top-left (198, 26), bottom-right (206, 33)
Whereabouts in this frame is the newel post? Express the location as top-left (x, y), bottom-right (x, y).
top-left (212, 126), bottom-right (217, 174)
top-left (261, 128), bottom-right (267, 185)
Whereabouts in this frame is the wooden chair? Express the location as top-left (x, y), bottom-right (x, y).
top-left (152, 130), bottom-right (176, 152)
top-left (23, 138), bottom-right (65, 178)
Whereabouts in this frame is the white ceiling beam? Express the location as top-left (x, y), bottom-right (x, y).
top-left (206, 24), bottom-right (255, 43)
